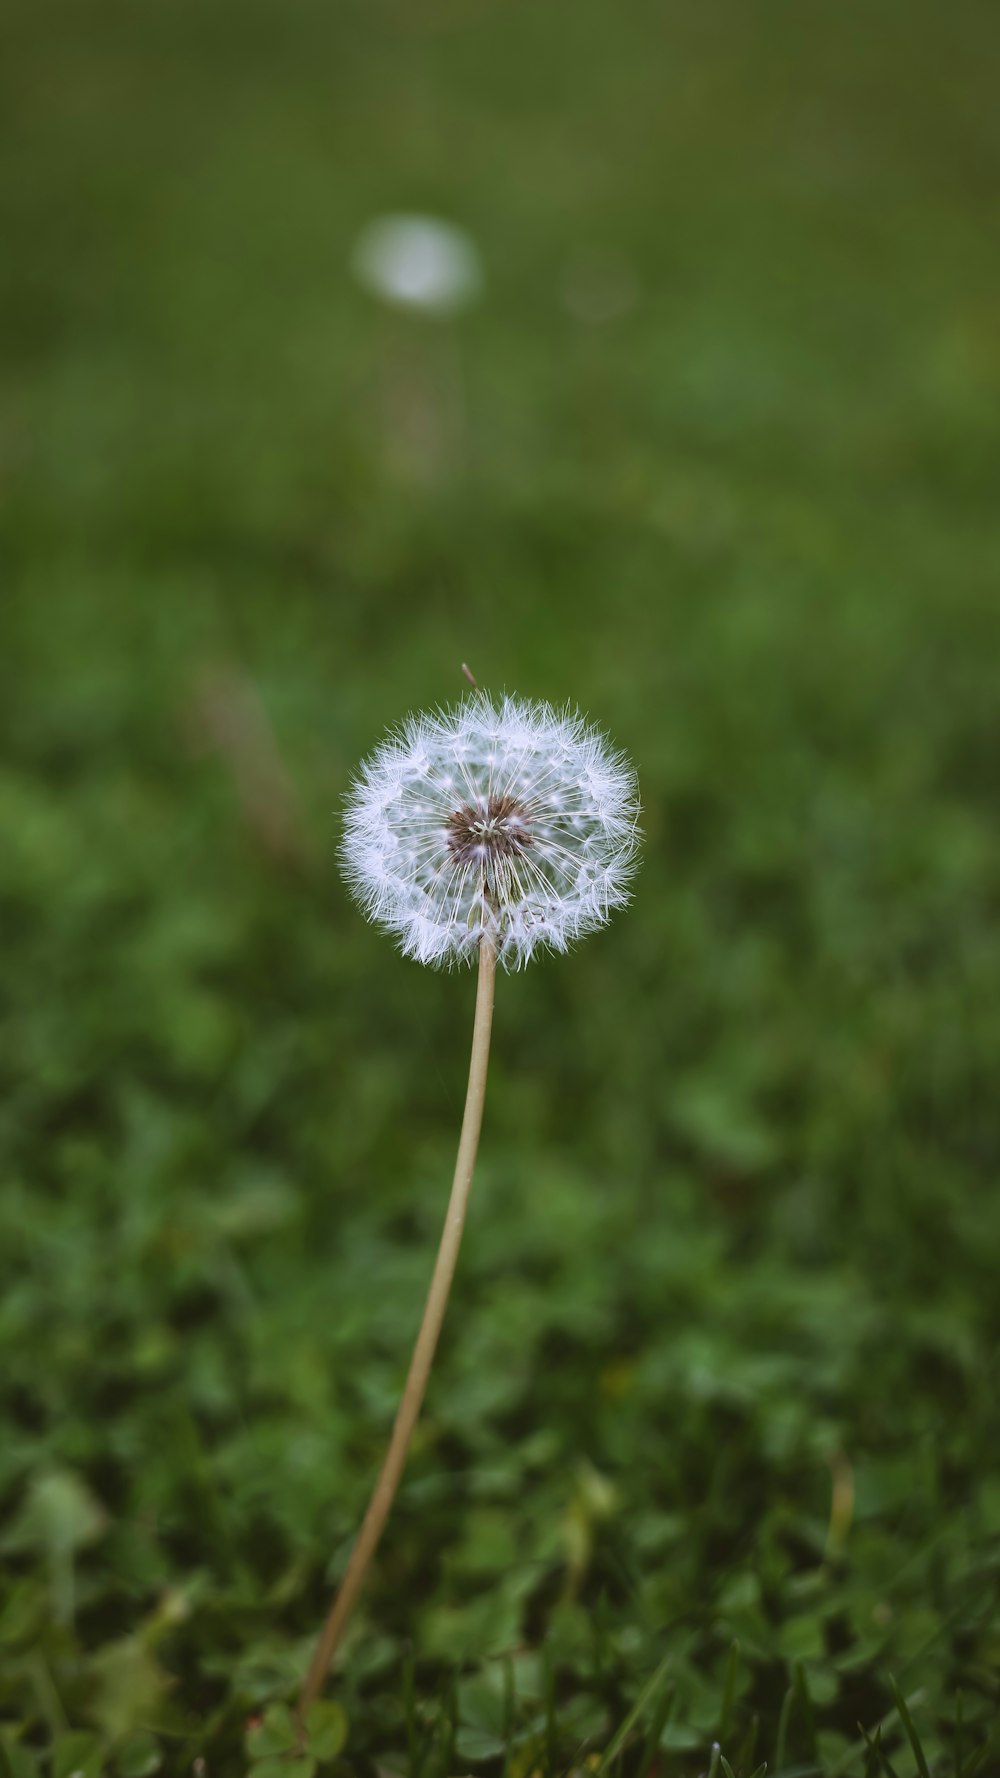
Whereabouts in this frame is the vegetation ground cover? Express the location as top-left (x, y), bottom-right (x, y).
top-left (2, 2), bottom-right (999, 1773)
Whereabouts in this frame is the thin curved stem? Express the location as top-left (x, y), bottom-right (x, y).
top-left (298, 935), bottom-right (498, 1723)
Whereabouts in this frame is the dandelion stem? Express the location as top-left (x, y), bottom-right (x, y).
top-left (298, 934), bottom-right (498, 1722)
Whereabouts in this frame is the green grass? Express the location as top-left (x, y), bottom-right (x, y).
top-left (2, 1), bottom-right (1000, 1773)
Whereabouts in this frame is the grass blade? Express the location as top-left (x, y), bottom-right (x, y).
top-left (637, 1672), bottom-right (676, 1773)
top-left (774, 1685), bottom-right (795, 1773)
top-left (793, 1662), bottom-right (816, 1763)
top-left (888, 1677), bottom-right (930, 1778)
top-left (719, 1640), bottom-right (741, 1744)
top-left (734, 1713), bottom-right (760, 1777)
top-left (858, 1720), bottom-right (902, 1778)
top-left (594, 1654), bottom-right (673, 1777)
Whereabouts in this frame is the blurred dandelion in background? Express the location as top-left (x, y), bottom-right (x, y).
top-left (350, 213), bottom-right (484, 482)
top-left (351, 214), bottom-right (483, 318)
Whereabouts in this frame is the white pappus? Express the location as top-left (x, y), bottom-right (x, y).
top-left (340, 693), bottom-right (641, 969)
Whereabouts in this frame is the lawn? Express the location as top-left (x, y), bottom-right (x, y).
top-left (1, 2), bottom-right (999, 1774)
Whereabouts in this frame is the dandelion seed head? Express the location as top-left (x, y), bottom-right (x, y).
top-left (340, 694), bottom-right (641, 969)
top-left (350, 214), bottom-right (483, 317)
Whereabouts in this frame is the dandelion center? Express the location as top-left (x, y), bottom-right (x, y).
top-left (445, 792), bottom-right (533, 866)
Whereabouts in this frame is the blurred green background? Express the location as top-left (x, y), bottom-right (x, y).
top-left (2, 2), bottom-right (999, 1774)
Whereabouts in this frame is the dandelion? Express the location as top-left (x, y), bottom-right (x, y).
top-left (350, 214), bottom-right (483, 318)
top-left (350, 215), bottom-right (483, 486)
top-left (340, 692), bottom-right (641, 970)
top-left (299, 689), bottom-right (639, 1720)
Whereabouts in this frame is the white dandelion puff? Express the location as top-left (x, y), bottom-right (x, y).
top-left (350, 214), bottom-right (483, 317)
top-left (340, 693), bottom-right (641, 969)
